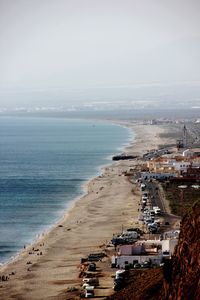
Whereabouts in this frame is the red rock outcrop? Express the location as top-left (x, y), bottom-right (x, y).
top-left (163, 201), bottom-right (200, 300)
top-left (107, 268), bottom-right (163, 300)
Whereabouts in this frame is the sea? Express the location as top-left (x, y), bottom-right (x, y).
top-left (0, 117), bottom-right (132, 264)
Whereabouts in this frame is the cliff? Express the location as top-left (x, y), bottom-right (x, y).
top-left (107, 201), bottom-right (200, 300)
top-left (107, 268), bottom-right (163, 300)
top-left (163, 201), bottom-right (200, 300)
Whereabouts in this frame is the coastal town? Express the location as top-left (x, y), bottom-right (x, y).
top-left (73, 123), bottom-right (200, 299)
top-left (0, 121), bottom-right (199, 299)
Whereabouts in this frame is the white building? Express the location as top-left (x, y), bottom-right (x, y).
top-left (172, 161), bottom-right (191, 172)
top-left (112, 236), bottom-right (178, 269)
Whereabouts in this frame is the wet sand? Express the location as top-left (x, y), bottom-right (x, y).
top-left (0, 123), bottom-right (176, 300)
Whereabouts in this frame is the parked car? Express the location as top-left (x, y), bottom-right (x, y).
top-left (144, 218), bottom-right (154, 225)
top-left (87, 263), bottom-right (96, 272)
top-left (85, 286), bottom-right (94, 298)
top-left (142, 192), bottom-right (149, 197)
top-left (141, 261), bottom-right (151, 268)
top-left (148, 225), bottom-right (158, 233)
top-left (115, 269), bottom-right (127, 279)
top-left (142, 196), bottom-right (148, 203)
top-left (149, 210), bottom-right (155, 217)
top-left (83, 278), bottom-right (99, 286)
top-left (153, 206), bottom-right (161, 215)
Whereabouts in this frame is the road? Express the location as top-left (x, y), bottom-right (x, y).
top-left (143, 180), bottom-right (166, 213)
top-left (140, 180), bottom-right (181, 237)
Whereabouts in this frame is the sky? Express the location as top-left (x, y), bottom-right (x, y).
top-left (0, 0), bottom-right (200, 109)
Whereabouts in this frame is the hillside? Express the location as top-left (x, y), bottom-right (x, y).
top-left (163, 201), bottom-right (200, 300)
top-left (108, 201), bottom-right (200, 300)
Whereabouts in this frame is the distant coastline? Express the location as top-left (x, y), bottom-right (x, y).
top-left (1, 106), bottom-right (200, 122)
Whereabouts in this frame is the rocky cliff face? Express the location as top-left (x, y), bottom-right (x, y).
top-left (163, 201), bottom-right (200, 300)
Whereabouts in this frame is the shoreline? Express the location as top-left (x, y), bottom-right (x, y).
top-left (0, 118), bottom-right (130, 267)
top-left (0, 122), bottom-right (175, 300)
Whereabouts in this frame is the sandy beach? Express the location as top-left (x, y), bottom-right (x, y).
top-left (0, 122), bottom-right (176, 300)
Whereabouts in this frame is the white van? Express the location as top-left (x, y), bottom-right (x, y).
top-left (153, 206), bottom-right (161, 215)
top-left (85, 286), bottom-right (94, 298)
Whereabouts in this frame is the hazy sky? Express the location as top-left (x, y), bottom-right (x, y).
top-left (0, 0), bottom-right (200, 108)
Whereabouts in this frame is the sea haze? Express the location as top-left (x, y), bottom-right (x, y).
top-left (0, 117), bottom-right (131, 264)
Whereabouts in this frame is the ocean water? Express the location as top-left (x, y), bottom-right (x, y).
top-left (0, 117), bottom-right (132, 264)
